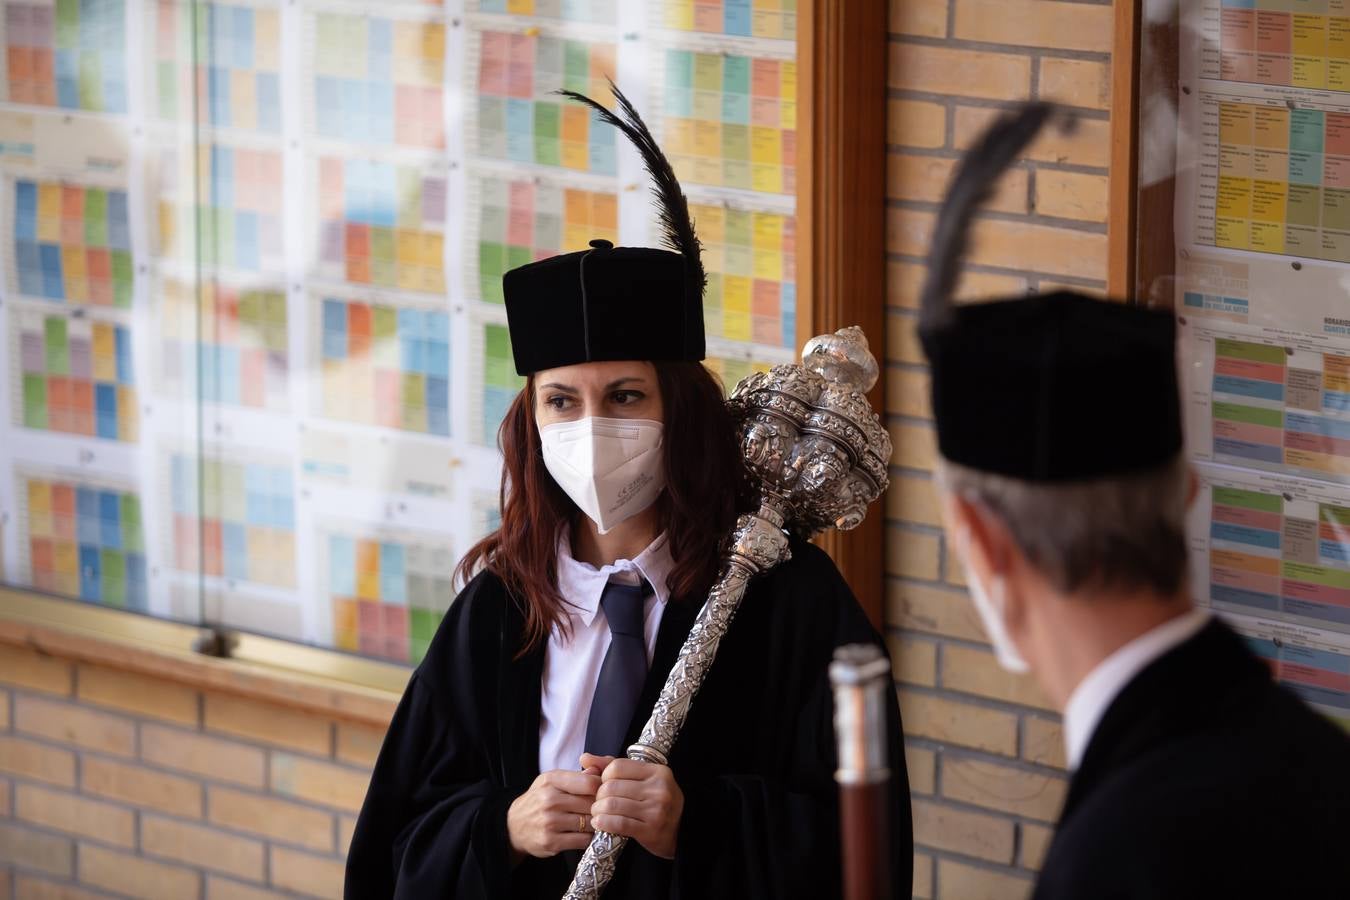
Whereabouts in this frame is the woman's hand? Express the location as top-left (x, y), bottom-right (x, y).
top-left (506, 769), bottom-right (601, 861)
top-left (583, 753), bottom-right (684, 860)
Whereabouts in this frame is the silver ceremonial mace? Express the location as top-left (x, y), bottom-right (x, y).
top-left (562, 325), bottom-right (892, 899)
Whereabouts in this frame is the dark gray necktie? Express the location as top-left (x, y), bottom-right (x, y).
top-left (583, 579), bottom-right (650, 758)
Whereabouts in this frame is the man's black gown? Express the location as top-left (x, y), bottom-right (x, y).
top-left (1033, 619), bottom-right (1350, 899)
top-left (345, 537), bottom-right (912, 899)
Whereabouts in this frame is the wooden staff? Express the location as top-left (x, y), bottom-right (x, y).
top-left (830, 643), bottom-right (893, 900)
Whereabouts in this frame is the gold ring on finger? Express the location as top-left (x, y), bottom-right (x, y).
top-left (578, 814), bottom-right (587, 832)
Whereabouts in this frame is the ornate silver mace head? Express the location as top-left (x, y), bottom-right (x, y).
top-left (731, 326), bottom-right (892, 535)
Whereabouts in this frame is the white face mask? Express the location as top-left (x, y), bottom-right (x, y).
top-left (539, 416), bottom-right (666, 534)
top-left (957, 530), bottom-right (1030, 673)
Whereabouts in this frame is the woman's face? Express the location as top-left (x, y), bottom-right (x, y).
top-left (533, 360), bottom-right (664, 428)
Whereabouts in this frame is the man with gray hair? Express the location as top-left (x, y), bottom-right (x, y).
top-left (921, 103), bottom-right (1350, 899)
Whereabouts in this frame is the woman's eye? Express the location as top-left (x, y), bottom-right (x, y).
top-left (611, 391), bottom-right (642, 405)
top-left (545, 395), bottom-right (570, 410)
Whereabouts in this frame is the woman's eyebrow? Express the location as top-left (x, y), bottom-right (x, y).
top-left (538, 383), bottom-right (579, 394)
top-left (603, 377), bottom-right (647, 390)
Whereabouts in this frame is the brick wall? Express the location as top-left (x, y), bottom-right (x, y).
top-left (0, 644), bottom-right (384, 899)
top-left (884, 1), bottom-right (1116, 897)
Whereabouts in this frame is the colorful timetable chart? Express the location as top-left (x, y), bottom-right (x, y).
top-left (1195, 468), bottom-right (1350, 631)
top-left (475, 319), bottom-right (523, 445)
top-left (1211, 0), bottom-right (1350, 91)
top-left (153, 0), bottom-right (282, 133)
top-left (1244, 628), bottom-right (1350, 728)
top-left (156, 143), bottom-right (284, 272)
top-left (19, 470), bottom-right (146, 609)
top-left (315, 156), bottom-right (447, 294)
top-left (158, 278), bottom-right (289, 410)
top-left (659, 47), bottom-right (796, 194)
top-left (473, 28), bottom-right (618, 173)
top-left (658, 0), bottom-right (796, 40)
top-left (1194, 94), bottom-right (1350, 262)
top-left (704, 352), bottom-right (773, 390)
top-left (14, 307), bottom-right (137, 441)
top-left (10, 177), bottom-right (132, 306)
top-left (310, 11), bottom-right (445, 150)
top-left (317, 294), bottom-right (450, 436)
top-left (1204, 335), bottom-right (1350, 480)
top-left (473, 172), bottom-right (618, 303)
top-left (474, 0), bottom-right (616, 24)
top-left (2, 0), bottom-right (127, 111)
top-left (694, 202), bottom-right (795, 347)
top-left (322, 523), bottom-right (455, 662)
top-left (169, 451), bottom-right (295, 587)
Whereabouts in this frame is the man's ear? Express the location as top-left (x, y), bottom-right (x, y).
top-left (941, 491), bottom-right (1013, 579)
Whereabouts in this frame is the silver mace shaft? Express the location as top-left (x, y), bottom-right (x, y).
top-left (562, 326), bottom-right (891, 900)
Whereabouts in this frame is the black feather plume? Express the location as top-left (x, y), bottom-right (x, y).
top-left (920, 102), bottom-right (1065, 330)
top-left (555, 80), bottom-right (705, 296)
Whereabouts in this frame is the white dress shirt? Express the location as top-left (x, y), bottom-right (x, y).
top-left (1062, 608), bottom-right (1212, 770)
top-left (537, 533), bottom-right (675, 774)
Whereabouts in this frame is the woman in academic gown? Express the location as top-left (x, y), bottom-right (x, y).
top-left (343, 85), bottom-right (912, 900)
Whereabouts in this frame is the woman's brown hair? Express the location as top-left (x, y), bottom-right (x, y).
top-left (455, 360), bottom-right (749, 653)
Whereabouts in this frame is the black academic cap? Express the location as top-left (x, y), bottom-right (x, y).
top-left (918, 103), bottom-right (1182, 482)
top-left (503, 82), bottom-right (705, 375)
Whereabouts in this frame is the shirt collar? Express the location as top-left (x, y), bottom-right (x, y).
top-left (1062, 607), bottom-right (1211, 770)
top-left (556, 532), bottom-right (675, 627)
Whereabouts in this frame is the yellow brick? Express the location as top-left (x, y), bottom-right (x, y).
top-left (1039, 57), bottom-right (1110, 111)
top-left (0, 821), bottom-right (72, 877)
top-left (205, 876), bottom-right (290, 900)
top-left (336, 723), bottom-right (385, 768)
top-left (82, 756), bottom-right (203, 818)
top-left (1035, 170), bottom-right (1109, 223)
top-left (141, 724), bottom-right (266, 788)
top-left (954, 0), bottom-right (1112, 52)
top-left (142, 814), bottom-right (264, 882)
top-left (888, 208), bottom-right (934, 260)
top-left (954, 106), bottom-right (1110, 168)
top-left (14, 785), bottom-right (134, 848)
top-left (941, 757), bottom-right (1068, 822)
top-left (0, 646), bottom-right (72, 696)
top-left (0, 777), bottom-right (10, 815)
top-left (12, 875), bottom-right (108, 900)
top-left (886, 473), bottom-right (942, 527)
top-left (886, 312), bottom-right (925, 365)
top-left (905, 744), bottom-right (937, 794)
top-left (77, 665), bottom-right (198, 726)
top-left (889, 44), bottom-right (1031, 101)
top-left (270, 846), bottom-right (345, 899)
top-left (886, 528), bottom-right (941, 580)
top-left (889, 634), bottom-right (938, 687)
top-left (888, 99), bottom-right (946, 149)
top-left (898, 689), bottom-right (1018, 755)
top-left (204, 695), bottom-right (332, 757)
top-left (914, 851), bottom-right (935, 898)
top-left (912, 797), bottom-right (1015, 863)
top-left (942, 644), bottom-right (1057, 711)
top-left (888, 258), bottom-right (1030, 310)
top-left (0, 688), bottom-right (9, 728)
top-left (944, 550), bottom-right (969, 589)
top-left (937, 858), bottom-right (1034, 900)
top-left (207, 786), bottom-right (334, 852)
top-left (1022, 716), bottom-right (1067, 769)
top-left (891, 0), bottom-right (948, 37)
top-left (339, 815), bottom-right (359, 854)
top-left (888, 421), bottom-right (937, 472)
top-left (13, 696), bottom-right (134, 757)
top-left (885, 368), bottom-right (932, 419)
top-left (270, 753), bottom-right (370, 813)
top-left (0, 736), bottom-right (76, 787)
top-left (886, 581), bottom-right (987, 643)
top-left (887, 154), bottom-right (1027, 213)
top-left (967, 218), bottom-right (1107, 281)
top-left (1021, 822), bottom-right (1054, 871)
top-left (79, 844), bottom-right (200, 900)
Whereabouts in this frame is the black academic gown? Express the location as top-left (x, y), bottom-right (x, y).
top-left (1033, 619), bottom-right (1350, 900)
top-left (345, 537), bottom-right (912, 899)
